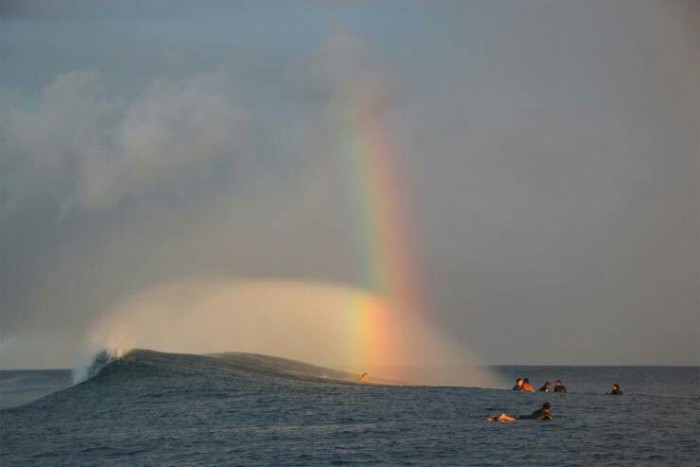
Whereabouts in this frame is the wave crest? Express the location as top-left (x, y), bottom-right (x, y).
top-left (74, 349), bottom-right (368, 386)
top-left (73, 347), bottom-right (127, 383)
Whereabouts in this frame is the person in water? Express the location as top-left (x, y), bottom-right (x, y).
top-left (538, 381), bottom-right (551, 392)
top-left (521, 378), bottom-right (535, 392)
top-left (487, 402), bottom-right (553, 422)
top-left (553, 379), bottom-right (567, 393)
top-left (512, 378), bottom-right (524, 391)
top-left (358, 372), bottom-right (370, 383)
top-left (609, 383), bottom-right (623, 395)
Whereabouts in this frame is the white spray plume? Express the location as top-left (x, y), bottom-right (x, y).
top-left (82, 278), bottom-right (505, 387)
top-left (72, 344), bottom-right (128, 384)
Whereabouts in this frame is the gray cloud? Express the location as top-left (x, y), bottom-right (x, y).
top-left (1, 71), bottom-right (247, 217)
top-left (0, 70), bottom-right (252, 363)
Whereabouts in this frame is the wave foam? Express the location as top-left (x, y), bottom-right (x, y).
top-left (73, 347), bottom-right (127, 383)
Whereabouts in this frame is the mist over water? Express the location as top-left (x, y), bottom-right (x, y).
top-left (80, 278), bottom-right (504, 388)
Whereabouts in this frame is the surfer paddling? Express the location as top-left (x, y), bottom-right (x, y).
top-left (487, 402), bottom-right (553, 423)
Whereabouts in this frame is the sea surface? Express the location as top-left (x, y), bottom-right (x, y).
top-left (1, 350), bottom-right (698, 466)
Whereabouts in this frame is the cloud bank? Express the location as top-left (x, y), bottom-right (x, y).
top-left (2, 70), bottom-right (247, 216)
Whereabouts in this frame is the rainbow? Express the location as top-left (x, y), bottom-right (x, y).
top-left (333, 82), bottom-right (431, 374)
top-left (88, 73), bottom-right (482, 384)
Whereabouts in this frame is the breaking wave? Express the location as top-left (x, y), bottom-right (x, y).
top-left (78, 349), bottom-right (374, 386)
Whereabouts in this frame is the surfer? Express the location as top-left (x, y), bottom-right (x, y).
top-left (521, 378), bottom-right (535, 392)
top-left (487, 402), bottom-right (553, 422)
top-left (609, 383), bottom-right (623, 395)
top-left (553, 380), bottom-right (567, 393)
top-left (538, 381), bottom-right (551, 392)
top-left (512, 378), bottom-right (524, 391)
top-left (488, 413), bottom-right (516, 422)
top-left (518, 402), bottom-right (553, 420)
top-left (358, 372), bottom-right (370, 383)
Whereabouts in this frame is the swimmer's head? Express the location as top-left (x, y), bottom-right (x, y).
top-left (543, 402), bottom-right (551, 410)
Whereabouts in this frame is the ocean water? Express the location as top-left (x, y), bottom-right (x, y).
top-left (1, 350), bottom-right (698, 466)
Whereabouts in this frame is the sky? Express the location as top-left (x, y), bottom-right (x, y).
top-left (1, 0), bottom-right (698, 371)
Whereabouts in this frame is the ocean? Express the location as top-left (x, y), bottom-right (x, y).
top-left (1, 350), bottom-right (698, 466)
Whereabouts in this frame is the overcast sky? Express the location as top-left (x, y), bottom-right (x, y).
top-left (1, 0), bottom-right (698, 369)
